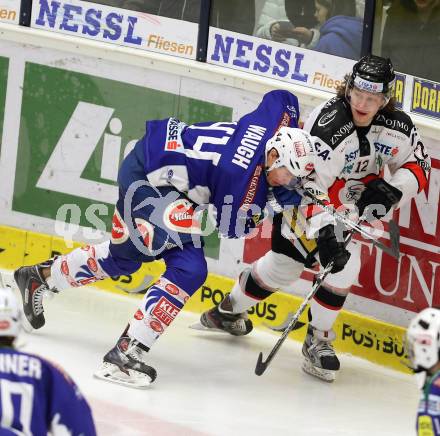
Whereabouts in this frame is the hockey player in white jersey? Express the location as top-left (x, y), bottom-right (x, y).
top-left (199, 55), bottom-right (431, 382)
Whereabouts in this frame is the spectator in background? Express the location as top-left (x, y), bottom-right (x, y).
top-left (381, 0), bottom-right (440, 82)
top-left (107, 0), bottom-right (256, 35)
top-left (255, 0), bottom-right (320, 46)
top-left (292, 0), bottom-right (363, 59)
top-left (211, 0), bottom-right (255, 35)
top-left (103, 0), bottom-right (200, 21)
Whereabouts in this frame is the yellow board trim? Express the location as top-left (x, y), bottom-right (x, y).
top-left (0, 224), bottom-right (409, 374)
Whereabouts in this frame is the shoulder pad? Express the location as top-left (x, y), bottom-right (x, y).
top-left (373, 110), bottom-right (414, 138)
top-left (309, 98), bottom-right (355, 149)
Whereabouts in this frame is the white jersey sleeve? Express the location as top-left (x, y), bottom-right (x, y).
top-left (386, 124), bottom-right (430, 207)
top-left (299, 97), bottom-right (431, 236)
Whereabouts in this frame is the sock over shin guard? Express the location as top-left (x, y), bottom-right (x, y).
top-left (229, 268), bottom-right (273, 314)
top-left (309, 285), bottom-right (347, 332)
top-left (128, 277), bottom-right (189, 348)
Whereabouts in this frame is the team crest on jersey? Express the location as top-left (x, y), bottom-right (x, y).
top-left (165, 118), bottom-right (186, 153)
top-left (163, 199), bottom-right (202, 234)
top-left (345, 181), bottom-right (365, 202)
top-left (134, 218), bottom-right (154, 250)
top-left (111, 209), bottom-right (130, 244)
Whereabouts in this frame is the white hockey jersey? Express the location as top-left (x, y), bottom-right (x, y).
top-left (300, 96), bottom-right (430, 233)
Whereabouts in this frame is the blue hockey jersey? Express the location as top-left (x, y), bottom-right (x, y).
top-left (417, 371), bottom-right (440, 435)
top-left (136, 90), bottom-right (300, 238)
top-left (0, 348), bottom-right (96, 436)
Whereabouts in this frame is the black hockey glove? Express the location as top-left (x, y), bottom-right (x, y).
top-left (356, 178), bottom-right (402, 221)
top-left (317, 225), bottom-right (351, 274)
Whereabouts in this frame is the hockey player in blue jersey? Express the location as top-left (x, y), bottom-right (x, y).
top-left (407, 308), bottom-right (440, 435)
top-left (13, 90), bottom-right (324, 388)
top-left (0, 286), bottom-right (96, 435)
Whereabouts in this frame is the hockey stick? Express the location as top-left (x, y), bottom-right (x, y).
top-left (255, 230), bottom-right (354, 376)
top-left (297, 187), bottom-right (400, 259)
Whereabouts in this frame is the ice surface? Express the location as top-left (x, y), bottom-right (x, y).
top-left (18, 286), bottom-right (418, 436)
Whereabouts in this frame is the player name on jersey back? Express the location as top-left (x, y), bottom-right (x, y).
top-left (231, 125), bottom-right (267, 169)
top-left (0, 353), bottom-right (42, 379)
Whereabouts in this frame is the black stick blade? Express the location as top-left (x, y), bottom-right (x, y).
top-left (255, 352), bottom-right (267, 376)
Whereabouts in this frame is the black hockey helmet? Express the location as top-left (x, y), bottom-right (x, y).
top-left (346, 55), bottom-right (396, 105)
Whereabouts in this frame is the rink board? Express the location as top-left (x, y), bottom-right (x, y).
top-left (0, 224), bottom-right (409, 374)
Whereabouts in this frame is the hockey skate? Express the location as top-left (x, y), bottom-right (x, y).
top-left (94, 334), bottom-right (157, 389)
top-left (302, 325), bottom-right (340, 382)
top-left (14, 260), bottom-right (57, 330)
top-left (190, 293), bottom-right (253, 336)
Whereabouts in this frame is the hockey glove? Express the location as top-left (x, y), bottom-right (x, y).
top-left (317, 225), bottom-right (351, 274)
top-left (356, 178), bottom-right (402, 221)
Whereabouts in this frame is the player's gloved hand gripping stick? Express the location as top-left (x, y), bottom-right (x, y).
top-left (297, 186), bottom-right (400, 259)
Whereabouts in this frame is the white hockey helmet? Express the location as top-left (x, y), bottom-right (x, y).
top-left (0, 287), bottom-right (21, 338)
top-left (406, 308), bottom-right (440, 372)
top-left (265, 127), bottom-right (315, 178)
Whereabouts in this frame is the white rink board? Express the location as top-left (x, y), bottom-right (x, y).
top-left (0, 24), bottom-right (440, 328)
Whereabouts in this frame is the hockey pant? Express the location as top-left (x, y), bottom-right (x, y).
top-left (48, 144), bottom-right (208, 348)
top-left (229, 212), bottom-right (361, 332)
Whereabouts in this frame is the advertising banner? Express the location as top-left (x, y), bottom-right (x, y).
top-left (13, 62), bottom-right (233, 259)
top-left (0, 56), bottom-right (7, 153)
top-left (393, 73), bottom-right (406, 110)
top-left (0, 0), bottom-right (19, 24)
top-left (207, 27), bottom-right (355, 94)
top-left (31, 0), bottom-right (198, 59)
top-left (207, 28), bottom-right (440, 126)
top-left (411, 77), bottom-right (440, 120)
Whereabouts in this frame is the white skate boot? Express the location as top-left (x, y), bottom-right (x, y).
top-left (302, 325), bottom-right (340, 382)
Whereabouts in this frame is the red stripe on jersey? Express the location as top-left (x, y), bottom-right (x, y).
top-left (402, 162), bottom-right (428, 192)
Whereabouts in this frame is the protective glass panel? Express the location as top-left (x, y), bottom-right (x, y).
top-left (255, 0), bottom-right (365, 60)
top-left (207, 0), bottom-right (363, 93)
top-left (373, 0), bottom-right (440, 83)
